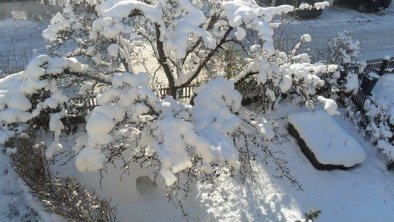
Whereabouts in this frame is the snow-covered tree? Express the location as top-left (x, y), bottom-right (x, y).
top-left (0, 0), bottom-right (337, 188)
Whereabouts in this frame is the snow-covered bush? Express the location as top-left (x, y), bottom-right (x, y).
top-left (210, 43), bottom-right (247, 79)
top-left (307, 31), bottom-right (362, 100)
top-left (317, 31), bottom-right (394, 167)
top-left (328, 30), bottom-right (361, 65)
top-left (296, 209), bottom-right (321, 222)
top-left (0, 0), bottom-right (338, 199)
top-left (344, 96), bottom-right (394, 167)
top-left (9, 133), bottom-right (117, 222)
top-left (236, 33), bottom-right (338, 110)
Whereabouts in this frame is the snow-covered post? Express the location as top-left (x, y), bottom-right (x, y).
top-left (360, 72), bottom-right (380, 95)
top-left (379, 56), bottom-right (392, 76)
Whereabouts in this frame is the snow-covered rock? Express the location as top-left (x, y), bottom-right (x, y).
top-left (288, 111), bottom-right (366, 168)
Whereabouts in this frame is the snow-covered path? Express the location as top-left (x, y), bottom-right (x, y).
top-left (0, 19), bottom-right (47, 74)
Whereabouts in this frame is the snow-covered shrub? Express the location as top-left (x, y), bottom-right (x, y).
top-left (307, 31), bottom-right (362, 100)
top-left (210, 43), bottom-right (247, 79)
top-left (236, 34), bottom-right (338, 110)
top-left (0, 1), bottom-right (339, 210)
top-left (321, 32), bottom-right (394, 167)
top-left (8, 133), bottom-right (117, 222)
top-left (296, 209), bottom-right (322, 222)
top-left (328, 30), bottom-right (361, 64)
top-left (344, 96), bottom-right (394, 167)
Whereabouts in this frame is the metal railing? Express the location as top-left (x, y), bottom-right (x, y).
top-left (344, 57), bottom-right (394, 76)
top-left (347, 57), bottom-right (394, 108)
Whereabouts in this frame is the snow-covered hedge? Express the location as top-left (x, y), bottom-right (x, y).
top-left (345, 95), bottom-right (394, 166)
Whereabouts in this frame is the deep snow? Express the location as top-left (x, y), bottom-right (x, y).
top-left (1, 102), bottom-right (394, 222)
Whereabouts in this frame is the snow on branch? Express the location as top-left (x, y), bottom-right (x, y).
top-left (0, 55), bottom-right (85, 124)
top-left (75, 72), bottom-right (159, 171)
top-left (163, 0), bottom-right (216, 58)
top-left (192, 77), bottom-right (242, 168)
top-left (222, 1), bottom-right (294, 54)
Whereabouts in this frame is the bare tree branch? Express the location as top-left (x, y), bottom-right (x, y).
top-left (178, 27), bottom-right (233, 88)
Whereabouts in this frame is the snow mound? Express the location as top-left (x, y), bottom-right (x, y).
top-left (372, 74), bottom-right (394, 104)
top-left (288, 111), bottom-right (366, 167)
top-left (317, 96), bottom-right (340, 116)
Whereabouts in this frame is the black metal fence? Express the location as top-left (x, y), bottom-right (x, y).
top-left (344, 57), bottom-right (394, 76)
top-left (347, 57), bottom-right (394, 108)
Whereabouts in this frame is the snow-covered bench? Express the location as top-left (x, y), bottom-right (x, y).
top-left (288, 111), bottom-right (366, 170)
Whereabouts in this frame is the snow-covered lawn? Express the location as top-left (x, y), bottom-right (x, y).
top-left (5, 106), bottom-right (392, 222)
top-left (226, 105), bottom-right (394, 222)
top-left (66, 105), bottom-right (394, 221)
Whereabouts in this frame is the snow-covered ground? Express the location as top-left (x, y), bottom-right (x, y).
top-left (33, 104), bottom-right (394, 222)
top-left (0, 132), bottom-right (40, 221)
top-left (254, 105), bottom-right (394, 222)
top-left (2, 103), bottom-right (394, 221)
top-left (192, 105), bottom-right (394, 222)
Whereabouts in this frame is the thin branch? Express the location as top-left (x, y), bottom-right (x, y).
top-left (66, 68), bottom-right (112, 85)
top-left (178, 27), bottom-right (233, 88)
top-left (182, 14), bottom-right (219, 65)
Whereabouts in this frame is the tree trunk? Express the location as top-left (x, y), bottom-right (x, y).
top-left (154, 24), bottom-right (177, 99)
top-left (168, 82), bottom-right (177, 99)
top-left (271, 0), bottom-right (277, 6)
